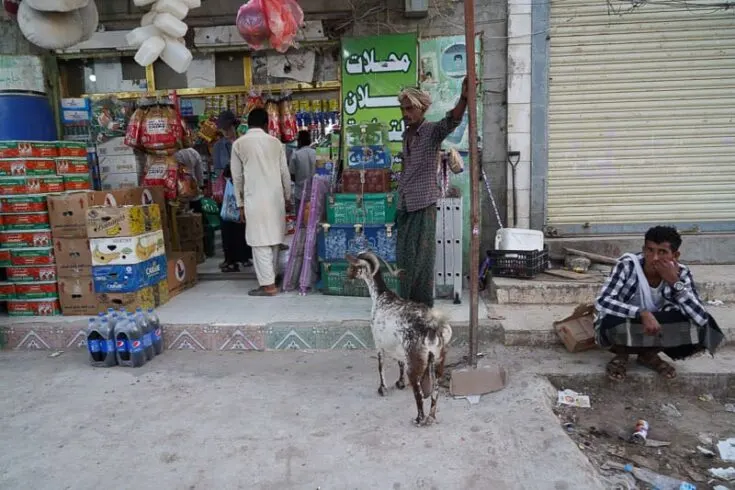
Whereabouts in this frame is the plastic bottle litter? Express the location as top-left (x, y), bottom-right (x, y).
top-left (623, 464), bottom-right (696, 490)
top-left (115, 313), bottom-right (147, 368)
top-left (147, 308), bottom-right (163, 355)
top-left (135, 307), bottom-right (155, 361)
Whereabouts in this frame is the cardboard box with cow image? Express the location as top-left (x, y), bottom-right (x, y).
top-left (167, 252), bottom-right (197, 298)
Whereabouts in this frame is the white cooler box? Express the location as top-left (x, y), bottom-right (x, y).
top-left (495, 228), bottom-right (544, 251)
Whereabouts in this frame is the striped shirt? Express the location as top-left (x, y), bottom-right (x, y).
top-left (398, 111), bottom-right (462, 212)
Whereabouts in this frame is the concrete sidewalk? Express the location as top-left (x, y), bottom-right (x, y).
top-left (0, 348), bottom-right (613, 490)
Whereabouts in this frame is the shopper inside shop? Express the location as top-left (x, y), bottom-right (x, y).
top-left (219, 164), bottom-right (252, 272)
top-left (213, 110), bottom-right (239, 179)
top-left (230, 108), bottom-right (293, 297)
top-left (173, 147), bottom-right (205, 213)
top-left (289, 129), bottom-right (316, 212)
top-left (396, 76), bottom-right (470, 307)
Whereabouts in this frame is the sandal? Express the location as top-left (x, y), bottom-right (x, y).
top-left (637, 353), bottom-right (677, 379)
top-left (248, 287), bottom-right (277, 297)
top-left (221, 263), bottom-right (240, 273)
top-left (606, 355), bottom-right (628, 381)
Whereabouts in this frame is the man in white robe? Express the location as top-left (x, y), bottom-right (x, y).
top-left (230, 108), bottom-right (292, 296)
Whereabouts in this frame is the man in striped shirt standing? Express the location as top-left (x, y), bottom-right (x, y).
top-left (595, 226), bottom-right (724, 381)
top-left (395, 78), bottom-right (469, 307)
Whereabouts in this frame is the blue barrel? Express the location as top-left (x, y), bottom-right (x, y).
top-left (0, 93), bottom-right (57, 141)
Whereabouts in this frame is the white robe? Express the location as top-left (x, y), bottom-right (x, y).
top-left (230, 128), bottom-right (292, 247)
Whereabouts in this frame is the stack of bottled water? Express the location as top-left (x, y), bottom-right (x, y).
top-left (85, 307), bottom-right (164, 368)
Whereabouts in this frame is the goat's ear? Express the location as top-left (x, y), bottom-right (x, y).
top-left (345, 254), bottom-right (357, 264)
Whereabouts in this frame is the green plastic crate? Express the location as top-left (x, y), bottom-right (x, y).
top-left (326, 192), bottom-right (397, 225)
top-left (321, 261), bottom-right (401, 297)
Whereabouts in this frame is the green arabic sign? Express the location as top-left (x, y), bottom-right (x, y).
top-left (341, 33), bottom-right (418, 173)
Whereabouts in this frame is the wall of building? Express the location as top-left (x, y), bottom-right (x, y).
top-left (0, 15), bottom-right (42, 55)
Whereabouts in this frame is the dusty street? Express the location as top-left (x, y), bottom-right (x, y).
top-left (0, 349), bottom-right (607, 490)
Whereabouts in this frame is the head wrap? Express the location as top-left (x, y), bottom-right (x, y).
top-left (398, 87), bottom-right (432, 111)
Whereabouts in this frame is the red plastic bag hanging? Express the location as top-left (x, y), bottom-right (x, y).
top-left (261, 0), bottom-right (303, 53)
top-left (212, 171), bottom-right (226, 204)
top-left (236, 0), bottom-right (269, 49)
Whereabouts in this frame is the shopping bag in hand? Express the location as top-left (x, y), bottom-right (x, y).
top-left (220, 179), bottom-right (241, 222)
top-left (213, 171), bottom-right (226, 204)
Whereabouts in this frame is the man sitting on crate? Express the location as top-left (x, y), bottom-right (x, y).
top-left (595, 226), bottom-right (724, 381)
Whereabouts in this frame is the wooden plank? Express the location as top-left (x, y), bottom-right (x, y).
top-left (544, 269), bottom-right (597, 281)
top-left (564, 247), bottom-right (617, 265)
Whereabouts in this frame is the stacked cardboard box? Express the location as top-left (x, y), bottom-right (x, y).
top-left (175, 213), bottom-right (205, 264)
top-left (87, 204), bottom-right (169, 311)
top-left (166, 251), bottom-right (197, 299)
top-left (47, 186), bottom-right (173, 315)
top-left (96, 137), bottom-right (143, 190)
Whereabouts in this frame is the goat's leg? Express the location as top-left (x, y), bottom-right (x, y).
top-left (424, 352), bottom-right (439, 426)
top-left (377, 349), bottom-right (388, 396)
top-left (395, 360), bottom-right (406, 390)
top-left (411, 376), bottom-right (425, 425)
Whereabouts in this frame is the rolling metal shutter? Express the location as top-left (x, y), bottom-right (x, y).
top-left (547, 1), bottom-right (735, 234)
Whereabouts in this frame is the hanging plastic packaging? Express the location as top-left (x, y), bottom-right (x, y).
top-left (236, 0), bottom-right (269, 49)
top-left (153, 11), bottom-right (187, 38)
top-left (262, 0), bottom-right (302, 53)
top-left (153, 0), bottom-right (189, 20)
top-left (134, 35), bottom-right (165, 66)
top-left (159, 36), bottom-right (193, 74)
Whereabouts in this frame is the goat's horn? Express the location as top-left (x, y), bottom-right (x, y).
top-left (364, 253), bottom-right (380, 277)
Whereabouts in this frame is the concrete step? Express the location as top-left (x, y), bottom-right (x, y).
top-left (493, 265), bottom-right (735, 305)
top-left (490, 303), bottom-right (735, 348)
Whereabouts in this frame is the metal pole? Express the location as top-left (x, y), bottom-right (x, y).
top-left (464, 0), bottom-right (480, 368)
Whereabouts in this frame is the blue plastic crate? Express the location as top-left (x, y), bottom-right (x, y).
top-left (92, 255), bottom-right (167, 293)
top-left (317, 223), bottom-right (397, 263)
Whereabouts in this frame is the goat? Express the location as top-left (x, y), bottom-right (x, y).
top-left (345, 251), bottom-right (452, 426)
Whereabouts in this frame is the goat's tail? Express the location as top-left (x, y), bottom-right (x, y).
top-left (429, 309), bottom-right (453, 345)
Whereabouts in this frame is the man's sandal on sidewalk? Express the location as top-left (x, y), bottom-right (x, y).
top-left (637, 353), bottom-right (677, 379)
top-left (606, 356), bottom-right (628, 381)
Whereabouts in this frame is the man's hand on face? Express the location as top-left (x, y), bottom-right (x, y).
top-left (641, 311), bottom-right (662, 336)
top-left (653, 260), bottom-right (679, 285)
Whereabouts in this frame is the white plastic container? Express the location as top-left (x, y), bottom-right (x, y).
top-left (153, 0), bottom-right (189, 20)
top-left (159, 37), bottom-right (192, 73)
top-left (133, 0), bottom-right (157, 7)
top-left (134, 35), bottom-right (165, 67)
top-left (180, 0), bottom-right (201, 8)
top-left (140, 10), bottom-right (158, 26)
top-left (495, 228), bottom-right (544, 251)
top-left (153, 11), bottom-right (188, 38)
top-left (126, 25), bottom-right (162, 47)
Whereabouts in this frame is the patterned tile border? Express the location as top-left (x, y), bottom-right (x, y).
top-left (1, 319), bottom-right (505, 351)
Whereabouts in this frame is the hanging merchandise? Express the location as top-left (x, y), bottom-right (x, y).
top-left (279, 92), bottom-right (297, 143)
top-left (265, 97), bottom-right (281, 140)
top-left (3, 0), bottom-right (20, 17)
top-left (245, 89), bottom-right (265, 114)
top-left (236, 0), bottom-right (269, 49)
top-left (176, 163), bottom-right (197, 200)
top-left (126, 0), bottom-right (199, 73)
top-left (139, 103), bottom-right (183, 152)
top-left (236, 0), bottom-right (303, 53)
top-left (17, 0), bottom-right (99, 50)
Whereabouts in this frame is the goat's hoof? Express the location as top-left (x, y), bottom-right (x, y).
top-left (378, 385), bottom-right (387, 397)
top-left (414, 416), bottom-right (425, 426)
top-left (422, 416), bottom-right (437, 427)
top-left (395, 380), bottom-right (406, 390)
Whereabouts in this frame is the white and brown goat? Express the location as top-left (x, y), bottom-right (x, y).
top-left (345, 252), bottom-right (452, 426)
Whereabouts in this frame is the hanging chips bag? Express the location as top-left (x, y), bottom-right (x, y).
top-left (279, 93), bottom-right (297, 143)
top-left (177, 163), bottom-right (198, 201)
top-left (140, 104), bottom-right (180, 151)
top-left (265, 97), bottom-right (281, 140)
top-left (124, 106), bottom-right (147, 149)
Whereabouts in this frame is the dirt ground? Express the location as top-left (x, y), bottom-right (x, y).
top-left (553, 383), bottom-right (735, 489)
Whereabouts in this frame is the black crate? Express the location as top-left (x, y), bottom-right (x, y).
top-left (489, 248), bottom-right (548, 279)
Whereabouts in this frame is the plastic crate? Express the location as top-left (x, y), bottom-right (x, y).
top-left (326, 192), bottom-right (397, 225)
top-left (320, 261), bottom-right (401, 297)
top-left (489, 248), bottom-right (548, 279)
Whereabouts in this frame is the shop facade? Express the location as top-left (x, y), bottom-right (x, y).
top-left (518, 0), bottom-right (735, 238)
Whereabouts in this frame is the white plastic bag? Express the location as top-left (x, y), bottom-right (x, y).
top-left (153, 11), bottom-right (187, 38)
top-left (134, 35), bottom-right (165, 66)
